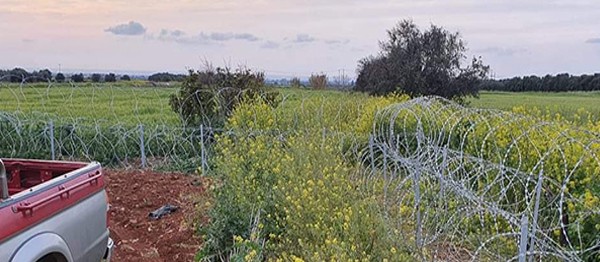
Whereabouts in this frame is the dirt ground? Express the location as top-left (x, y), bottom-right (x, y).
top-left (105, 169), bottom-right (208, 262)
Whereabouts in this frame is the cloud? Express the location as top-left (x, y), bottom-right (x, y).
top-left (159, 29), bottom-right (185, 37)
top-left (476, 47), bottom-right (527, 56)
top-left (585, 38), bottom-right (600, 44)
top-left (232, 33), bottom-right (260, 42)
top-left (105, 21), bottom-right (146, 36)
top-left (209, 32), bottom-right (260, 42)
top-left (261, 41), bottom-right (280, 49)
top-left (149, 29), bottom-right (260, 45)
top-left (292, 34), bottom-right (316, 43)
top-left (324, 39), bottom-right (350, 45)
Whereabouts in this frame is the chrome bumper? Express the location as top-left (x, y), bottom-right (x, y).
top-left (103, 238), bottom-right (114, 262)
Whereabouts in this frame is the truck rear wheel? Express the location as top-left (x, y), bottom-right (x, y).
top-left (37, 253), bottom-right (67, 262)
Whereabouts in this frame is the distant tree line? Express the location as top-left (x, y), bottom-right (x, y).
top-left (148, 72), bottom-right (186, 82)
top-left (0, 68), bottom-right (53, 82)
top-left (0, 68), bottom-right (132, 83)
top-left (479, 73), bottom-right (600, 92)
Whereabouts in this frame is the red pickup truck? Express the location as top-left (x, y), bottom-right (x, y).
top-left (0, 158), bottom-right (113, 262)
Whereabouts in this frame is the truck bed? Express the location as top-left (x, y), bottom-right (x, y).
top-left (0, 158), bottom-right (111, 262)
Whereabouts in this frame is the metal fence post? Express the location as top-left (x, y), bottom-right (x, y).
top-left (200, 124), bottom-right (206, 175)
top-left (529, 174), bottom-right (543, 261)
top-left (49, 120), bottom-right (55, 160)
top-left (139, 124), bottom-right (146, 168)
top-left (369, 135), bottom-right (375, 175)
top-left (414, 167), bottom-right (422, 255)
top-left (519, 214), bottom-right (529, 262)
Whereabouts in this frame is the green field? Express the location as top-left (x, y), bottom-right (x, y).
top-left (0, 82), bottom-right (180, 126)
top-left (2, 83), bottom-right (600, 126)
top-left (470, 91), bottom-right (600, 120)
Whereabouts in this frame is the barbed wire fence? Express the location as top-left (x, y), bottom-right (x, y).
top-left (364, 97), bottom-right (600, 261)
top-left (2, 82), bottom-right (600, 260)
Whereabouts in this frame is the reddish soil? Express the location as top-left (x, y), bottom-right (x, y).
top-left (105, 169), bottom-right (209, 262)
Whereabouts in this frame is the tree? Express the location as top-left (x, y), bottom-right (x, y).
top-left (120, 74), bottom-right (131, 81)
top-left (70, 73), bottom-right (85, 83)
top-left (149, 72), bottom-right (186, 82)
top-left (9, 68), bottom-right (29, 83)
top-left (105, 73), bottom-right (117, 82)
top-left (55, 73), bottom-right (66, 83)
top-left (355, 19), bottom-right (489, 102)
top-left (91, 73), bottom-right (103, 83)
top-left (309, 73), bottom-right (327, 89)
top-left (36, 69), bottom-right (52, 81)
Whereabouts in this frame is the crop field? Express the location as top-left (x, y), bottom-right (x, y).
top-left (0, 82), bottom-right (180, 126)
top-left (470, 91), bottom-right (600, 121)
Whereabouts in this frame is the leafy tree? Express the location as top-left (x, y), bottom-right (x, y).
top-left (70, 73), bottom-right (85, 83)
top-left (120, 74), bottom-right (131, 81)
top-left (309, 73), bottom-right (327, 89)
top-left (55, 73), bottom-right (66, 83)
top-left (355, 19), bottom-right (489, 102)
top-left (149, 72), bottom-right (186, 82)
top-left (36, 69), bottom-right (52, 81)
top-left (169, 66), bottom-right (279, 127)
top-left (91, 73), bottom-right (103, 83)
top-left (9, 68), bottom-right (29, 83)
top-left (105, 73), bottom-right (117, 82)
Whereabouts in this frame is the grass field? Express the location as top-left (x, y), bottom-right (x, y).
top-left (2, 82), bottom-right (600, 125)
top-left (470, 91), bottom-right (600, 120)
top-left (0, 82), bottom-right (180, 126)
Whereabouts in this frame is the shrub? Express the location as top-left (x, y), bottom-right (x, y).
top-left (169, 66), bottom-right (279, 127)
top-left (309, 74), bottom-right (327, 89)
top-left (198, 94), bottom-right (412, 261)
top-left (290, 77), bottom-right (302, 88)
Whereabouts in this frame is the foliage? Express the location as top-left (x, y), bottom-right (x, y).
top-left (199, 93), bottom-right (413, 261)
top-left (290, 77), bottom-right (302, 88)
top-left (105, 73), bottom-right (117, 82)
top-left (480, 73), bottom-right (600, 92)
top-left (120, 74), bottom-right (131, 81)
top-left (308, 73), bottom-right (327, 89)
top-left (371, 97), bottom-right (600, 260)
top-left (355, 19), bottom-right (489, 102)
top-left (70, 73), bottom-right (85, 83)
top-left (91, 73), bottom-right (102, 83)
top-left (55, 73), bottom-right (65, 83)
top-left (169, 67), bottom-right (279, 127)
top-left (0, 68), bottom-right (53, 83)
top-left (148, 72), bottom-right (186, 82)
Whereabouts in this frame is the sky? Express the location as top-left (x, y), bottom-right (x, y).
top-left (1, 0), bottom-right (599, 79)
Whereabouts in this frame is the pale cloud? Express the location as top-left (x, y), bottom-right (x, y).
top-left (324, 39), bottom-right (350, 45)
top-left (292, 34), bottom-right (316, 43)
top-left (148, 29), bottom-right (261, 45)
top-left (105, 21), bottom-right (146, 36)
top-left (261, 41), bottom-right (280, 49)
top-left (585, 38), bottom-right (600, 44)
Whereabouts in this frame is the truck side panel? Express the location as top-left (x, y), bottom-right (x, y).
top-left (1, 190), bottom-right (109, 262)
